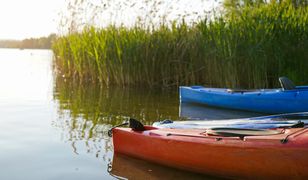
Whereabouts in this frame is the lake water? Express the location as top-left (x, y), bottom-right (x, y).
top-left (0, 49), bottom-right (261, 180)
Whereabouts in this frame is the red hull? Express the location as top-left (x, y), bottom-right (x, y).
top-left (112, 126), bottom-right (308, 179)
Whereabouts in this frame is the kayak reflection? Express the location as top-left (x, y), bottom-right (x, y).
top-left (179, 102), bottom-right (265, 120)
top-left (109, 153), bottom-right (222, 180)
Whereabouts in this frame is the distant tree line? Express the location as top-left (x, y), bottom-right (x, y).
top-left (0, 34), bottom-right (56, 49)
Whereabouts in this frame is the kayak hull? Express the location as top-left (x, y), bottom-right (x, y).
top-left (112, 126), bottom-right (308, 179)
top-left (180, 86), bottom-right (308, 113)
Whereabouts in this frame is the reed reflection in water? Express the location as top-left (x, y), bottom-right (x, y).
top-left (180, 103), bottom-right (265, 120)
top-left (52, 75), bottom-right (181, 165)
top-left (53, 75), bottom-right (180, 124)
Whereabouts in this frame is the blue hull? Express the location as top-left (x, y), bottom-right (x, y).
top-left (180, 86), bottom-right (308, 113)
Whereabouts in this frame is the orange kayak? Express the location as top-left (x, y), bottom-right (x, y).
top-left (112, 126), bottom-right (308, 179)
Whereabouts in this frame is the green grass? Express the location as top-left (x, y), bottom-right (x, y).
top-left (52, 1), bottom-right (308, 88)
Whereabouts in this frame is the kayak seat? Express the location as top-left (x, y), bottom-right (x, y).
top-left (191, 86), bottom-right (204, 89)
top-left (227, 89), bottom-right (258, 93)
top-left (279, 77), bottom-right (295, 90)
top-left (160, 119), bottom-right (173, 124)
top-left (206, 128), bottom-right (282, 138)
top-left (129, 118), bottom-right (145, 131)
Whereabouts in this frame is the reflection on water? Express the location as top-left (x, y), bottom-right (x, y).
top-left (109, 154), bottom-right (221, 180)
top-left (0, 49), bottom-right (111, 180)
top-left (53, 75), bottom-right (181, 127)
top-left (180, 103), bottom-right (265, 120)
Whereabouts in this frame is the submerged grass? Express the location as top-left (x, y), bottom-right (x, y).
top-left (53, 1), bottom-right (308, 88)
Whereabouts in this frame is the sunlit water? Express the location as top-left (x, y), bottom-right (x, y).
top-left (0, 48), bottom-right (260, 180)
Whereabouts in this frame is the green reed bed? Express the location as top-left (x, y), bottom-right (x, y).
top-left (53, 1), bottom-right (308, 88)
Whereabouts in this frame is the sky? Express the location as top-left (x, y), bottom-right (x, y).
top-left (0, 0), bottom-right (219, 40)
top-left (0, 0), bottom-right (65, 40)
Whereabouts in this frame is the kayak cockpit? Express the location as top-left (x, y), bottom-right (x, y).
top-left (225, 77), bottom-right (297, 93)
top-left (205, 128), bottom-right (283, 138)
top-left (226, 88), bottom-right (259, 93)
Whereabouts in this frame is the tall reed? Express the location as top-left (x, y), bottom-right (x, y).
top-left (53, 1), bottom-right (308, 88)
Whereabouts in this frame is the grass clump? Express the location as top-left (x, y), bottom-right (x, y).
top-left (53, 1), bottom-right (308, 88)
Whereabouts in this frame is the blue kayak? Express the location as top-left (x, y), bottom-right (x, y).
top-left (180, 77), bottom-right (308, 113)
top-left (153, 112), bottom-right (308, 129)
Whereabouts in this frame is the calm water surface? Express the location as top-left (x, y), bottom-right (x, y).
top-left (0, 49), bottom-right (260, 180)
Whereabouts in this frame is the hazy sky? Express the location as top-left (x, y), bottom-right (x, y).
top-left (0, 0), bottom-right (65, 40)
top-left (0, 0), bottom-right (219, 40)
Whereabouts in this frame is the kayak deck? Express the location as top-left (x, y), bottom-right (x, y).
top-left (153, 112), bottom-right (308, 129)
